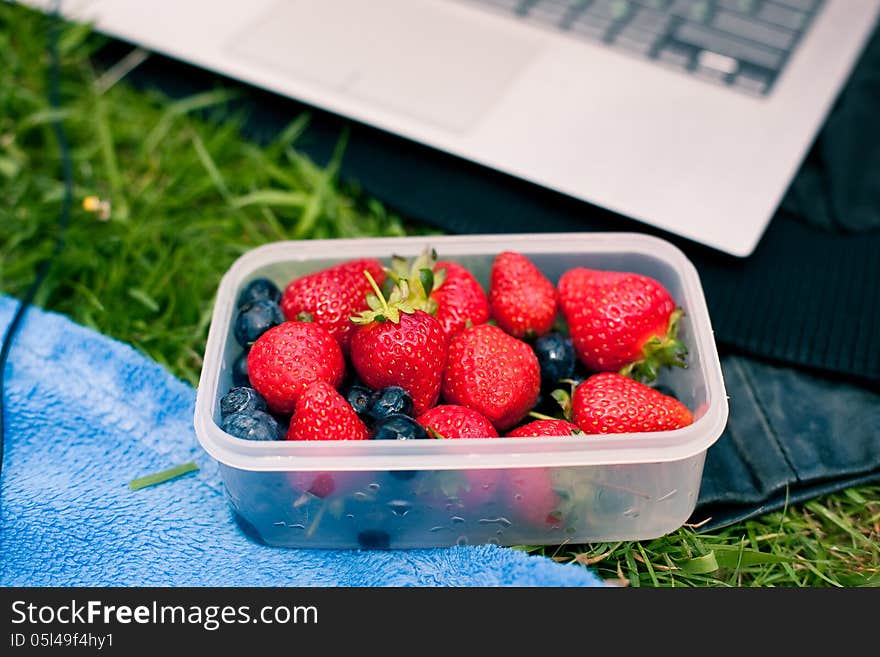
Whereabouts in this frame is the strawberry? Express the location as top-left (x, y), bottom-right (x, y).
top-left (501, 467), bottom-right (564, 529)
top-left (280, 258), bottom-right (386, 354)
top-left (505, 419), bottom-right (583, 438)
top-left (247, 321), bottom-right (345, 414)
top-left (488, 251), bottom-right (558, 339)
top-left (287, 471), bottom-right (370, 500)
top-left (430, 260), bottom-right (490, 338)
top-left (572, 372), bottom-right (694, 434)
top-left (286, 381), bottom-right (370, 441)
top-left (349, 272), bottom-right (449, 416)
top-left (416, 405), bottom-right (499, 439)
top-left (442, 324), bottom-right (540, 431)
top-left (557, 267), bottom-right (686, 382)
top-left (387, 250), bottom-right (489, 339)
top-left (289, 472), bottom-right (339, 498)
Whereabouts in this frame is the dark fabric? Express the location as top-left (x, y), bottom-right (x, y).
top-left (780, 25), bottom-right (880, 234)
top-left (692, 355), bottom-right (880, 529)
top-left (91, 22), bottom-right (880, 528)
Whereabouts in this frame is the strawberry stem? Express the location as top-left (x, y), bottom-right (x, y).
top-left (351, 270), bottom-right (407, 324)
top-left (426, 426), bottom-right (446, 439)
top-left (364, 270), bottom-right (387, 308)
top-left (619, 308), bottom-right (688, 384)
top-left (305, 499), bottom-right (328, 538)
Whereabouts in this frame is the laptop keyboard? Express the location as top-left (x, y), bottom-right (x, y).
top-left (457, 0), bottom-right (825, 95)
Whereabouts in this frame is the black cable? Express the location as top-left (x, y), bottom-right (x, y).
top-left (0, 1), bottom-right (73, 486)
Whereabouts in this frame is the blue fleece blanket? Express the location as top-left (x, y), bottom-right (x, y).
top-left (0, 294), bottom-right (604, 587)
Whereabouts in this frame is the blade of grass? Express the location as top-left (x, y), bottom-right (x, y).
top-left (806, 500), bottom-right (876, 549)
top-left (231, 189), bottom-right (309, 208)
top-left (678, 551), bottom-right (719, 574)
top-left (129, 462), bottom-right (199, 491)
top-left (191, 129), bottom-right (232, 201)
top-left (91, 90), bottom-right (129, 220)
top-left (291, 126), bottom-right (349, 238)
top-left (144, 88), bottom-right (240, 152)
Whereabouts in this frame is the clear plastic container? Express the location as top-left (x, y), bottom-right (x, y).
top-left (194, 233), bottom-right (728, 548)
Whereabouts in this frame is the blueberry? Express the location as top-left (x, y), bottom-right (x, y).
top-left (236, 278), bottom-right (281, 308)
top-left (342, 384), bottom-right (372, 419)
top-left (371, 414), bottom-right (429, 441)
top-left (532, 332), bottom-right (576, 390)
top-left (222, 410), bottom-right (281, 441)
top-left (220, 386), bottom-right (267, 419)
top-left (368, 386), bottom-right (413, 422)
top-left (357, 529), bottom-right (391, 550)
top-left (231, 350), bottom-right (250, 387)
top-left (233, 298), bottom-right (284, 347)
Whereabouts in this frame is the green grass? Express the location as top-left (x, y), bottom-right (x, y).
top-left (2, 4), bottom-right (878, 587)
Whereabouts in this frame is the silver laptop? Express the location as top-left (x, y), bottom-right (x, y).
top-left (32, 0), bottom-right (880, 256)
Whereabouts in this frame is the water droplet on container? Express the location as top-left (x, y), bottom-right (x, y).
top-left (430, 525), bottom-right (451, 533)
top-left (623, 507), bottom-right (640, 518)
top-left (514, 493), bottom-right (523, 502)
top-left (354, 492), bottom-right (367, 501)
top-left (345, 513), bottom-right (354, 520)
top-left (478, 517), bottom-right (512, 527)
top-left (368, 482), bottom-right (381, 492)
top-left (456, 535), bottom-right (469, 546)
top-left (387, 500), bottom-right (412, 517)
top-left (656, 489), bottom-right (678, 502)
top-left (450, 516), bottom-right (465, 524)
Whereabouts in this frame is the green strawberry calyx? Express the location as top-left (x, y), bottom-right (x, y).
top-left (529, 379), bottom-right (580, 422)
top-left (619, 308), bottom-right (688, 384)
top-left (350, 270), bottom-right (433, 325)
top-left (387, 247), bottom-right (446, 315)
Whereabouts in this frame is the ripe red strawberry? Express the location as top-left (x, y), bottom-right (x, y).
top-left (247, 321), bottom-right (345, 414)
top-left (288, 471), bottom-right (372, 500)
top-left (489, 251), bottom-right (558, 339)
top-left (416, 405), bottom-right (499, 439)
top-left (280, 258), bottom-right (386, 354)
top-left (557, 267), bottom-right (685, 382)
top-left (350, 274), bottom-right (449, 416)
top-left (505, 419), bottom-right (583, 438)
top-left (430, 260), bottom-right (490, 338)
top-left (442, 324), bottom-right (540, 431)
top-left (572, 372), bottom-right (694, 434)
top-left (501, 467), bottom-right (564, 529)
top-left (286, 381), bottom-right (370, 441)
